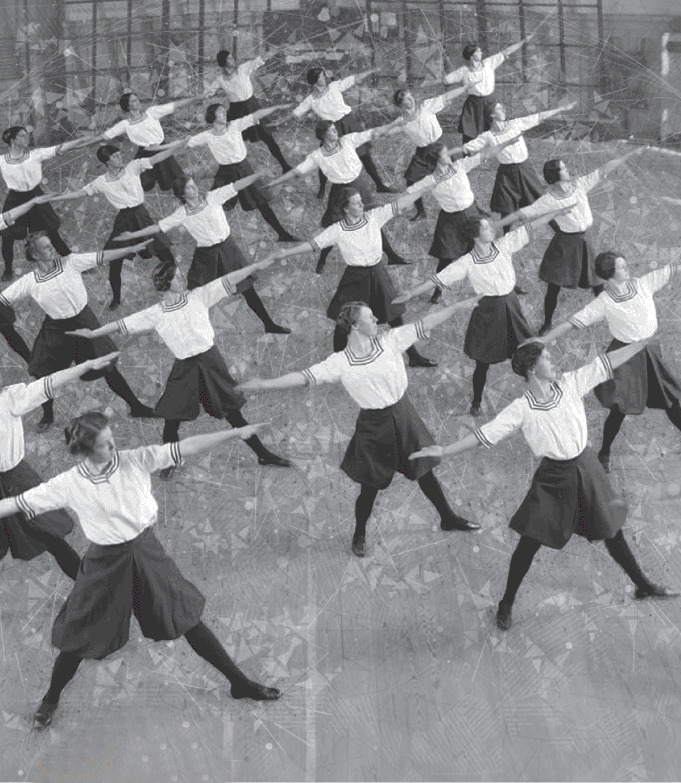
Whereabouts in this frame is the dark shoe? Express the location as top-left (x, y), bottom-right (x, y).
top-left (597, 451), bottom-right (611, 473)
top-left (36, 416), bottom-right (54, 434)
top-left (387, 255), bottom-right (410, 266)
top-left (264, 322), bottom-right (291, 335)
top-left (1, 269), bottom-right (14, 282)
top-left (277, 233), bottom-right (302, 243)
top-left (108, 298), bottom-right (121, 311)
top-left (469, 402), bottom-right (481, 418)
top-left (408, 352), bottom-right (438, 369)
top-left (231, 679), bottom-right (281, 701)
top-left (130, 405), bottom-right (160, 419)
top-left (440, 514), bottom-right (481, 532)
top-left (375, 185), bottom-right (399, 194)
top-left (316, 186), bottom-right (326, 200)
top-left (410, 210), bottom-right (426, 223)
top-left (430, 288), bottom-right (443, 304)
top-left (513, 285), bottom-right (527, 296)
top-left (257, 451), bottom-right (292, 468)
top-left (496, 602), bottom-right (513, 631)
top-left (159, 466), bottom-right (176, 481)
top-left (538, 322), bottom-right (552, 337)
top-left (635, 584), bottom-right (680, 600)
top-left (351, 534), bottom-right (366, 558)
top-left (34, 699), bottom-right (58, 730)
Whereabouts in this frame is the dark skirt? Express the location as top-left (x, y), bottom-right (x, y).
top-left (404, 139), bottom-right (447, 184)
top-left (0, 300), bottom-right (16, 327)
top-left (326, 261), bottom-right (406, 323)
top-left (0, 460), bottom-right (74, 562)
top-left (212, 158), bottom-right (269, 212)
top-left (341, 394), bottom-right (439, 489)
top-left (1, 186), bottom-right (60, 240)
top-left (458, 93), bottom-right (495, 142)
top-left (28, 305), bottom-right (118, 380)
top-left (335, 111), bottom-right (372, 156)
top-left (509, 447), bottom-right (627, 549)
top-left (463, 292), bottom-right (533, 364)
top-left (539, 228), bottom-right (598, 289)
top-left (227, 95), bottom-right (274, 140)
top-left (134, 147), bottom-right (184, 192)
top-left (322, 175), bottom-right (375, 228)
top-left (429, 202), bottom-right (480, 260)
top-left (490, 161), bottom-right (544, 216)
top-left (594, 338), bottom-right (681, 414)
top-left (104, 204), bottom-right (173, 258)
top-left (154, 345), bottom-right (246, 421)
top-left (52, 526), bottom-right (205, 660)
top-left (186, 237), bottom-right (255, 293)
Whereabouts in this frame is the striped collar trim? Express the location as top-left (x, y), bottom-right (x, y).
top-left (341, 216), bottom-right (368, 232)
top-left (4, 151), bottom-right (30, 165)
top-left (525, 382), bottom-right (563, 410)
top-left (607, 281), bottom-right (637, 302)
top-left (34, 258), bottom-right (64, 283)
top-left (550, 183), bottom-right (577, 201)
top-left (434, 164), bottom-right (457, 182)
top-left (78, 451), bottom-right (120, 483)
top-left (162, 292), bottom-right (189, 312)
top-left (185, 200), bottom-right (208, 216)
top-left (471, 243), bottom-right (499, 265)
top-left (127, 112), bottom-right (148, 125)
top-left (322, 143), bottom-right (341, 157)
top-left (345, 337), bottom-right (383, 365)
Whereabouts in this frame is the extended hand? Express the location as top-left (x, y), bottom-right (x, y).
top-left (237, 422), bottom-right (270, 440)
top-left (392, 291), bottom-right (412, 305)
top-left (66, 328), bottom-right (96, 338)
top-left (88, 351), bottom-right (120, 370)
top-left (409, 445), bottom-right (444, 460)
top-left (235, 378), bottom-right (266, 392)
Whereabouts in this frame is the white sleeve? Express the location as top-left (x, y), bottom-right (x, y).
top-left (186, 131), bottom-right (209, 149)
top-left (207, 184), bottom-right (238, 204)
top-left (463, 133), bottom-right (490, 156)
top-left (158, 207), bottom-right (186, 233)
top-left (425, 95), bottom-right (447, 115)
top-left (292, 96), bottom-right (312, 118)
top-left (511, 113), bottom-right (541, 134)
top-left (0, 274), bottom-right (33, 307)
top-left (347, 130), bottom-right (374, 149)
top-left (369, 202), bottom-right (400, 227)
top-left (519, 194), bottom-right (555, 221)
top-left (431, 257), bottom-right (469, 289)
top-left (82, 178), bottom-right (102, 196)
top-left (640, 264), bottom-right (678, 295)
top-left (68, 252), bottom-right (105, 274)
top-left (116, 305), bottom-right (160, 337)
top-left (384, 321), bottom-right (430, 354)
top-left (16, 472), bottom-right (74, 520)
top-left (485, 52), bottom-right (505, 70)
top-left (5, 377), bottom-right (57, 417)
top-left (150, 102), bottom-right (175, 119)
top-left (102, 120), bottom-right (128, 140)
top-left (34, 146), bottom-right (59, 163)
top-left (578, 169), bottom-right (601, 193)
top-left (234, 115), bottom-right (257, 132)
top-left (443, 67), bottom-right (465, 85)
top-left (462, 152), bottom-right (484, 172)
top-left (500, 224), bottom-right (533, 255)
top-left (126, 442), bottom-right (182, 473)
top-left (243, 57), bottom-right (264, 77)
top-left (474, 398), bottom-right (524, 448)
top-left (571, 355), bottom-right (614, 398)
top-left (568, 296), bottom-right (606, 330)
top-left (407, 174), bottom-right (435, 194)
top-left (336, 76), bottom-right (356, 92)
top-left (301, 353), bottom-right (344, 386)
top-left (192, 275), bottom-right (238, 309)
top-left (295, 153), bottom-right (319, 176)
top-left (309, 225), bottom-right (339, 252)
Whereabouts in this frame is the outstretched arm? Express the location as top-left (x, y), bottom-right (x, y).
top-left (608, 339), bottom-right (650, 370)
top-left (237, 372), bottom-right (307, 393)
top-left (175, 423), bottom-right (270, 459)
top-left (496, 202), bottom-right (573, 230)
top-left (410, 432), bottom-right (481, 461)
top-left (536, 321), bottom-right (574, 345)
top-left (264, 242), bottom-right (316, 262)
top-left (101, 240), bottom-right (154, 263)
top-left (597, 144), bottom-right (648, 180)
top-left (393, 277), bottom-right (440, 305)
top-left (394, 178), bottom-right (437, 212)
top-left (57, 135), bottom-right (105, 153)
top-left (419, 295), bottom-right (480, 332)
top-left (267, 167), bottom-right (304, 188)
top-left (117, 224), bottom-right (162, 241)
top-left (4, 194), bottom-right (61, 219)
top-left (536, 101), bottom-right (577, 124)
top-left (351, 68), bottom-right (379, 86)
top-left (501, 32), bottom-right (535, 60)
top-left (440, 85), bottom-right (468, 107)
top-left (251, 103), bottom-right (294, 124)
top-left (232, 169), bottom-right (270, 192)
top-left (171, 94), bottom-right (210, 112)
top-left (43, 186), bottom-right (89, 204)
top-left (148, 138), bottom-right (189, 166)
top-left (51, 352), bottom-right (121, 390)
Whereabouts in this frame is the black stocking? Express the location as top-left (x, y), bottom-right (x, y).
top-left (241, 287), bottom-right (278, 330)
top-left (417, 471), bottom-right (454, 520)
top-left (354, 484), bottom-right (379, 538)
top-left (258, 203), bottom-right (295, 241)
top-left (604, 530), bottom-right (652, 590)
top-left (543, 283), bottom-right (561, 327)
top-left (256, 127), bottom-right (291, 171)
top-left (472, 362), bottom-right (490, 405)
top-left (29, 528), bottom-right (80, 580)
top-left (1, 235), bottom-right (15, 274)
top-left (0, 323), bottom-right (31, 363)
top-left (184, 621), bottom-right (248, 686)
top-left (47, 230), bottom-right (70, 257)
top-left (104, 368), bottom-right (145, 410)
top-left (601, 409), bottom-right (626, 456)
top-left (501, 536), bottom-right (542, 605)
top-left (44, 652), bottom-right (82, 704)
top-left (162, 419), bottom-right (181, 443)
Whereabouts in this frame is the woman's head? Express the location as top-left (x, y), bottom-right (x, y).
top-left (338, 187), bottom-right (363, 219)
top-left (315, 120), bottom-right (337, 143)
top-left (64, 411), bottom-right (113, 460)
top-left (2, 126), bottom-right (28, 147)
top-left (25, 231), bottom-right (55, 264)
top-left (336, 301), bottom-right (377, 338)
top-left (152, 261), bottom-right (183, 292)
top-left (306, 67), bottom-right (325, 87)
top-left (511, 341), bottom-right (546, 380)
top-left (119, 92), bottom-right (140, 113)
top-left (460, 213), bottom-right (494, 250)
top-left (393, 89), bottom-right (414, 110)
top-left (462, 43), bottom-right (482, 62)
top-left (543, 159), bottom-right (566, 185)
top-left (172, 175), bottom-right (199, 203)
top-left (216, 50), bottom-right (235, 70)
top-left (595, 251), bottom-right (628, 282)
top-left (96, 144), bottom-right (121, 165)
top-left (205, 103), bottom-right (226, 125)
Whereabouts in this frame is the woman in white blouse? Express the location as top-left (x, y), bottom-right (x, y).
top-left (68, 259), bottom-right (292, 476)
top-left (0, 232), bottom-right (158, 431)
top-left (442, 35), bottom-right (534, 143)
top-left (411, 339), bottom-right (677, 632)
top-left (286, 67), bottom-right (394, 198)
top-left (208, 48), bottom-right (292, 173)
top-left (186, 102), bottom-right (299, 242)
top-left (394, 207), bottom-right (570, 416)
top-left (117, 175), bottom-right (290, 334)
top-left (237, 298), bottom-right (480, 558)
top-left (0, 411), bottom-right (281, 729)
top-left (46, 142), bottom-right (182, 310)
top-left (0, 126), bottom-right (97, 280)
top-left (540, 252), bottom-right (681, 473)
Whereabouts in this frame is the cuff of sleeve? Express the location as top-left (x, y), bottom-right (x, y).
top-left (391, 200), bottom-right (400, 218)
top-left (96, 252), bottom-right (105, 267)
top-left (414, 319), bottom-right (429, 342)
top-left (169, 440), bottom-right (182, 466)
top-left (309, 239), bottom-right (320, 253)
top-left (0, 294), bottom-right (10, 308)
top-left (430, 273), bottom-right (446, 292)
top-left (116, 319), bottom-right (128, 336)
top-left (16, 494), bottom-right (36, 520)
top-left (222, 276), bottom-right (236, 296)
top-left (474, 428), bottom-right (493, 449)
top-left (301, 368), bottom-right (316, 386)
top-left (599, 353), bottom-right (614, 381)
top-left (1, 212), bottom-right (13, 227)
top-left (568, 316), bottom-right (585, 329)
top-left (669, 264), bottom-right (677, 283)
top-left (43, 376), bottom-right (57, 400)
top-left (525, 223), bottom-right (535, 244)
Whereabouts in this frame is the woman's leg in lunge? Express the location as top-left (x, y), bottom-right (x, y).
top-left (497, 536), bottom-right (543, 630)
top-left (34, 652), bottom-right (83, 728)
top-left (352, 484), bottom-right (379, 556)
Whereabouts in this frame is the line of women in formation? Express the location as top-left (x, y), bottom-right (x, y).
top-left (0, 33), bottom-right (679, 731)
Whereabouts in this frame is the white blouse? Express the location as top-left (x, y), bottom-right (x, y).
top-left (0, 377), bottom-right (57, 472)
top-left (464, 113), bottom-right (542, 165)
top-left (295, 131), bottom-right (373, 183)
top-left (302, 321), bottom-right (429, 409)
top-left (17, 443), bottom-right (182, 546)
top-left (569, 265), bottom-right (677, 342)
top-left (158, 185), bottom-right (237, 246)
top-left (292, 76), bottom-right (355, 122)
top-left (83, 159), bottom-right (152, 209)
top-left (403, 96), bottom-right (446, 147)
top-left (310, 202), bottom-right (400, 267)
top-left (207, 58), bottom-right (263, 102)
top-left (0, 253), bottom-right (105, 319)
top-left (414, 154), bottom-right (482, 212)
top-left (0, 147), bottom-right (59, 192)
top-left (187, 116), bottom-right (255, 165)
top-left (475, 354), bottom-right (614, 460)
top-left (444, 52), bottom-right (504, 97)
top-left (102, 103), bottom-right (175, 147)
top-left (431, 225), bottom-right (533, 296)
top-left (520, 170), bottom-right (600, 233)
top-left (117, 276), bottom-right (237, 359)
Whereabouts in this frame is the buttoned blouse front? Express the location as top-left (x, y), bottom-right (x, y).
top-left (431, 225), bottom-right (533, 296)
top-left (187, 116), bottom-right (256, 165)
top-left (0, 147), bottom-right (59, 191)
top-left (0, 377), bottom-right (57, 472)
top-left (117, 276), bottom-right (237, 359)
top-left (158, 185), bottom-right (237, 245)
top-left (302, 321), bottom-right (429, 409)
top-left (309, 202), bottom-right (400, 266)
top-left (83, 159), bottom-right (153, 209)
top-left (569, 265), bottom-right (677, 342)
top-left (102, 103), bottom-right (175, 147)
top-left (444, 53), bottom-right (504, 96)
top-left (295, 131), bottom-right (373, 183)
top-left (520, 170), bottom-right (600, 232)
top-left (464, 113), bottom-right (542, 164)
top-left (475, 355), bottom-right (614, 460)
top-left (17, 443), bottom-right (182, 545)
top-left (292, 76), bottom-right (355, 121)
top-left (207, 58), bottom-right (263, 102)
top-left (0, 253), bottom-right (105, 319)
